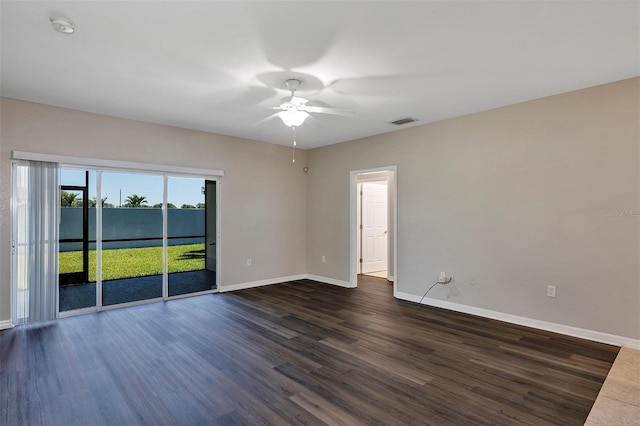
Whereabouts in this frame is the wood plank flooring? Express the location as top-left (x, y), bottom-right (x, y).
top-left (0, 276), bottom-right (619, 425)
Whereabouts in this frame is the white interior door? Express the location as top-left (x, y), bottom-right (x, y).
top-left (362, 181), bottom-right (388, 273)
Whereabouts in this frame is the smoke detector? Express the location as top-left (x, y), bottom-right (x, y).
top-left (50, 17), bottom-right (75, 34)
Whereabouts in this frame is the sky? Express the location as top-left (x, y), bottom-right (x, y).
top-left (61, 169), bottom-right (205, 207)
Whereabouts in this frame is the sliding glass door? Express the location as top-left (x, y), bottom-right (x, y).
top-left (56, 168), bottom-right (219, 316)
top-left (167, 177), bottom-right (216, 296)
top-left (101, 172), bottom-right (164, 306)
top-left (59, 170), bottom-right (97, 312)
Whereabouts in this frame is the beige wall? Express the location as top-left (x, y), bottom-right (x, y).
top-left (1, 78), bottom-right (638, 340)
top-left (307, 78), bottom-right (639, 340)
top-left (0, 98), bottom-right (308, 323)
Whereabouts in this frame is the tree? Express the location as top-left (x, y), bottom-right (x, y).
top-left (60, 191), bottom-right (81, 207)
top-left (152, 203), bottom-right (177, 209)
top-left (181, 204), bottom-right (195, 209)
top-left (196, 203), bottom-right (205, 209)
top-left (124, 194), bottom-right (148, 208)
top-left (88, 197), bottom-right (113, 208)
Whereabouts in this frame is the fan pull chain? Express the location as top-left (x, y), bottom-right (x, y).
top-left (292, 126), bottom-right (297, 163)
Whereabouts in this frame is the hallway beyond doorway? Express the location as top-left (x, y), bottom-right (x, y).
top-left (364, 270), bottom-right (388, 280)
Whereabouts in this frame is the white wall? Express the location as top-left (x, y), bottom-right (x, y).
top-left (0, 98), bottom-right (308, 323)
top-left (307, 78), bottom-right (640, 340)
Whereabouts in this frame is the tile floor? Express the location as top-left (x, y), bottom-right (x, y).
top-left (586, 347), bottom-right (640, 425)
top-left (364, 270), bottom-right (388, 279)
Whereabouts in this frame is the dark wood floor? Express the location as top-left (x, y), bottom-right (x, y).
top-left (0, 276), bottom-right (618, 425)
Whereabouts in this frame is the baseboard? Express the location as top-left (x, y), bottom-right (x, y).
top-left (0, 320), bottom-right (14, 330)
top-left (305, 274), bottom-right (356, 288)
top-left (219, 274), bottom-right (355, 293)
top-left (219, 274), bottom-right (307, 293)
top-left (396, 291), bottom-right (640, 349)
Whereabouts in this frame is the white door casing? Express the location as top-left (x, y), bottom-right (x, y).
top-left (361, 181), bottom-right (388, 273)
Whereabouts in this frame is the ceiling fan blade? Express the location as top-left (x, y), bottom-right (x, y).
top-left (307, 106), bottom-right (355, 117)
top-left (252, 113), bottom-right (280, 126)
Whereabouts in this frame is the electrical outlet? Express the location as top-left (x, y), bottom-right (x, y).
top-left (438, 273), bottom-right (452, 284)
top-left (547, 285), bottom-right (556, 298)
top-left (322, 255), bottom-right (326, 263)
top-left (247, 258), bottom-right (252, 266)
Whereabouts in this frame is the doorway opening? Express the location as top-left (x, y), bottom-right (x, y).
top-left (359, 180), bottom-right (388, 278)
top-left (350, 167), bottom-right (397, 296)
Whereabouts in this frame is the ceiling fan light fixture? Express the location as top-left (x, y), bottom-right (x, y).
top-left (278, 109), bottom-right (309, 127)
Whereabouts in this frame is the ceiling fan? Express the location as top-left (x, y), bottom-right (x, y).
top-left (271, 78), bottom-right (353, 127)
top-left (265, 78), bottom-right (353, 163)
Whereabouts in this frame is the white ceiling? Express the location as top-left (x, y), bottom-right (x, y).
top-left (1, 1), bottom-right (638, 149)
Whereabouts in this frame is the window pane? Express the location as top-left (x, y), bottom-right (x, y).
top-left (101, 172), bottom-right (163, 306)
top-left (59, 171), bottom-right (97, 312)
top-left (167, 177), bottom-right (215, 296)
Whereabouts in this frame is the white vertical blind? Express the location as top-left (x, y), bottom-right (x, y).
top-left (12, 160), bottom-right (60, 324)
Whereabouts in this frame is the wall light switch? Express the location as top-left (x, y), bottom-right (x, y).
top-left (547, 285), bottom-right (556, 298)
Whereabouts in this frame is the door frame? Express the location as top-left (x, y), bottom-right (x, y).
top-left (350, 166), bottom-right (397, 296)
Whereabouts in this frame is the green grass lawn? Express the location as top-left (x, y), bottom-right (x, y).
top-left (59, 243), bottom-right (205, 281)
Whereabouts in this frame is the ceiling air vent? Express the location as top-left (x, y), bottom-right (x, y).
top-left (390, 117), bottom-right (418, 126)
